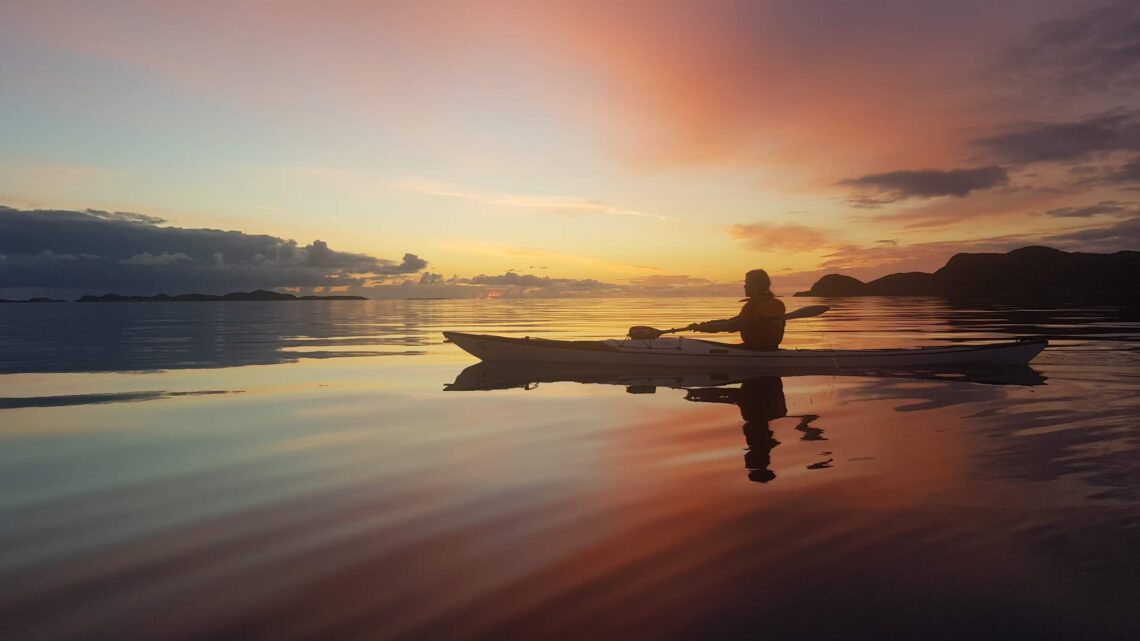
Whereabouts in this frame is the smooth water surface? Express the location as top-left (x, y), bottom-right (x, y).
top-left (1, 298), bottom-right (1138, 640)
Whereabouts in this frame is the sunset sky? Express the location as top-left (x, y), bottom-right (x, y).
top-left (1, 0), bottom-right (1138, 298)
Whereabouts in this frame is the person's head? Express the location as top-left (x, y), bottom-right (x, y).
top-left (744, 269), bottom-right (771, 298)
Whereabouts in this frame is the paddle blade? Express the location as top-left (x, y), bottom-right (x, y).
top-left (628, 326), bottom-right (663, 340)
top-left (782, 304), bottom-right (830, 321)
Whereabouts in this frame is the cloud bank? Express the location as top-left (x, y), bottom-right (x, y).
top-left (0, 207), bottom-right (426, 298)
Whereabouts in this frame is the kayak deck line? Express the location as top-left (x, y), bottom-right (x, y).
top-left (442, 331), bottom-right (1048, 367)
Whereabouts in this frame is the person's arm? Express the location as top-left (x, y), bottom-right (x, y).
top-left (687, 315), bottom-right (743, 333)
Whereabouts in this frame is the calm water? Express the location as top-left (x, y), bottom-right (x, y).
top-left (1, 298), bottom-right (1139, 640)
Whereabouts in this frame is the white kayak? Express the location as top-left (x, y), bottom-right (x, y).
top-left (443, 332), bottom-right (1048, 369)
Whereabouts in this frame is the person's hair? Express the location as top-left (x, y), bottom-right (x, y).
top-left (745, 269), bottom-right (771, 292)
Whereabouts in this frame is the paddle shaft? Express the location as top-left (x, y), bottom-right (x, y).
top-left (629, 304), bottom-right (829, 340)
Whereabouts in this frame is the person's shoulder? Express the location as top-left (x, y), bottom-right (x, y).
top-left (747, 296), bottom-right (784, 316)
top-left (764, 298), bottom-right (786, 315)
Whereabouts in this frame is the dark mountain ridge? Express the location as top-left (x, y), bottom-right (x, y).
top-left (795, 246), bottom-right (1140, 303)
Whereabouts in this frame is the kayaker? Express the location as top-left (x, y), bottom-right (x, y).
top-left (686, 269), bottom-right (786, 350)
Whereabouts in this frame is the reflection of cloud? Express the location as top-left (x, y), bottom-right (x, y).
top-left (389, 177), bottom-right (664, 220)
top-left (0, 206), bottom-right (426, 297)
top-left (840, 166), bottom-right (1008, 206)
top-left (0, 389), bottom-right (241, 409)
top-left (0, 304), bottom-right (426, 373)
top-left (729, 222), bottom-right (831, 252)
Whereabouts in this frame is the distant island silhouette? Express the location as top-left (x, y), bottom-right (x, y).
top-left (74, 289), bottom-right (367, 302)
top-left (0, 297), bottom-right (67, 303)
top-left (795, 246), bottom-right (1140, 303)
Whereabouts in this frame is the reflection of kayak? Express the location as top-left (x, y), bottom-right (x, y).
top-left (443, 332), bottom-right (1048, 368)
top-left (444, 360), bottom-right (1047, 392)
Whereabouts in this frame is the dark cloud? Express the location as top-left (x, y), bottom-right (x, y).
top-left (1044, 200), bottom-right (1139, 218)
top-left (1043, 216), bottom-right (1140, 253)
top-left (1105, 155), bottom-right (1140, 183)
top-left (297, 239), bottom-right (425, 272)
top-left (839, 166), bottom-right (1008, 205)
top-left (1063, 155), bottom-right (1140, 186)
top-left (0, 206), bottom-right (426, 297)
top-left (974, 109), bottom-right (1140, 164)
top-left (995, 1), bottom-right (1140, 98)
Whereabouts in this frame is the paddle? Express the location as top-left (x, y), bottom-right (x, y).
top-left (627, 304), bottom-right (830, 340)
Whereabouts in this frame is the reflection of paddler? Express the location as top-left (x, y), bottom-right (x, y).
top-left (686, 377), bottom-right (834, 483)
top-left (737, 377), bottom-right (787, 423)
top-left (739, 378), bottom-right (785, 483)
top-left (685, 377), bottom-right (787, 483)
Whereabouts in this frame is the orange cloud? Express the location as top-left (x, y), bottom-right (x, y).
top-left (730, 222), bottom-right (831, 252)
